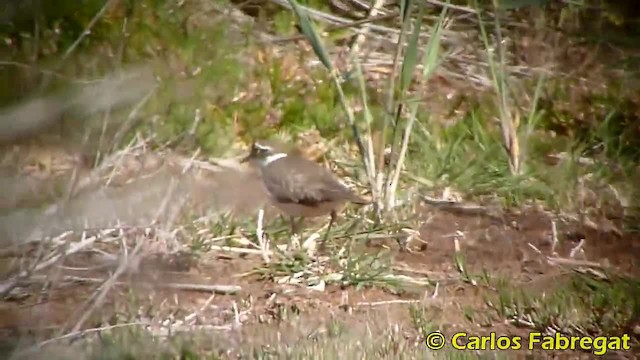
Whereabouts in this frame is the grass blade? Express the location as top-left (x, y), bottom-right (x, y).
top-left (400, 3), bottom-right (424, 93)
top-left (400, 0), bottom-right (413, 24)
top-left (382, 6), bottom-right (414, 211)
top-left (386, 7), bottom-right (449, 209)
top-left (422, 6), bottom-right (448, 78)
top-left (354, 60), bottom-right (378, 199)
top-left (474, 0), bottom-right (520, 175)
top-left (285, 0), bottom-right (376, 199)
top-left (286, 0), bottom-right (333, 71)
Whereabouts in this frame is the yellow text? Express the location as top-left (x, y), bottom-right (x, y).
top-left (528, 332), bottom-right (631, 356)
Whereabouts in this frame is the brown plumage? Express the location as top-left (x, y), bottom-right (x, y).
top-left (263, 154), bottom-right (368, 207)
top-left (241, 139), bottom-right (369, 246)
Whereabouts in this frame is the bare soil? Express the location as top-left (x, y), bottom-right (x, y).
top-left (1, 212), bottom-right (638, 356)
top-left (0, 144), bottom-right (639, 358)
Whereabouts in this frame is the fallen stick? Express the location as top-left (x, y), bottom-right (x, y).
top-left (22, 275), bottom-right (241, 295)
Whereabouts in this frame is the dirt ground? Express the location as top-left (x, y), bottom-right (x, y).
top-left (0, 144), bottom-right (639, 358)
top-left (1, 206), bottom-right (638, 357)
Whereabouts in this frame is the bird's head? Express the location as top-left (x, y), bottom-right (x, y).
top-left (240, 139), bottom-right (290, 166)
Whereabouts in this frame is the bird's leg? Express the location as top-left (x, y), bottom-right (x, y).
top-left (289, 216), bottom-right (298, 235)
top-left (289, 216), bottom-right (302, 249)
top-left (320, 210), bottom-right (337, 251)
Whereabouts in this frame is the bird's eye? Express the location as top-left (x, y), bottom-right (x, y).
top-left (254, 143), bottom-right (272, 154)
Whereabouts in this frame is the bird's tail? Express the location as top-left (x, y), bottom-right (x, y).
top-left (349, 193), bottom-right (372, 205)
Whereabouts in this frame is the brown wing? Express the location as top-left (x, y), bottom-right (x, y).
top-left (261, 157), bottom-right (364, 207)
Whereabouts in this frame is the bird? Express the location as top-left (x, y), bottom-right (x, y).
top-left (240, 139), bottom-right (370, 248)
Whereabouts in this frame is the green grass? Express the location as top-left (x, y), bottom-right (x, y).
top-left (3, 0), bottom-right (639, 212)
top-left (248, 224), bottom-right (417, 292)
top-left (1, 0), bottom-right (356, 157)
top-left (482, 272), bottom-right (640, 338)
top-left (16, 317), bottom-right (503, 360)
